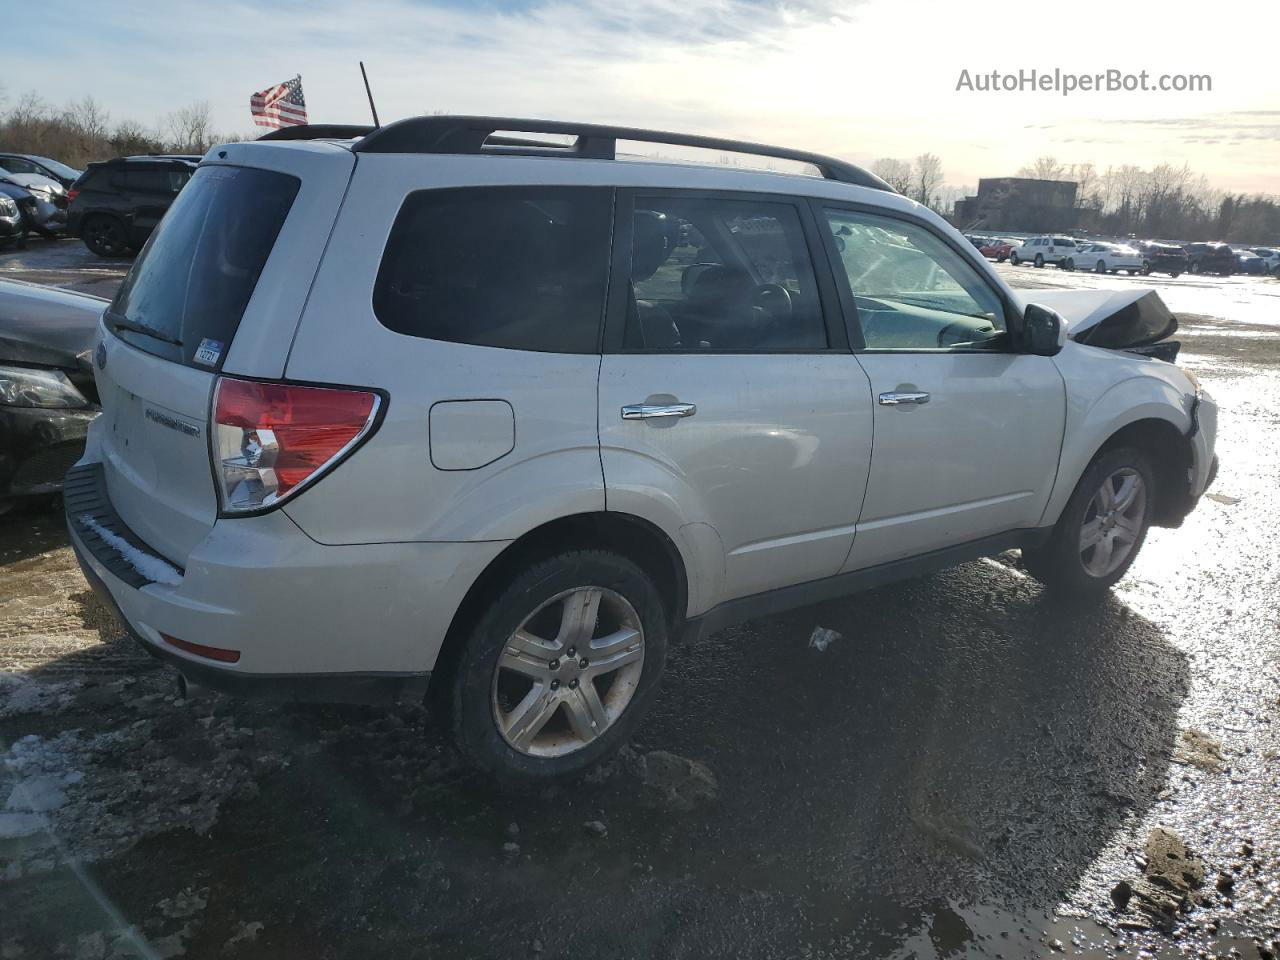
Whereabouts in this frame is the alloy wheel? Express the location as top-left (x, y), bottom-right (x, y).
top-left (491, 586), bottom-right (645, 758)
top-left (1079, 467), bottom-right (1146, 577)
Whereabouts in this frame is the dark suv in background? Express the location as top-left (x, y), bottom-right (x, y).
top-left (1185, 242), bottom-right (1237, 276)
top-left (67, 156), bottom-right (197, 257)
top-left (1136, 241), bottom-right (1190, 277)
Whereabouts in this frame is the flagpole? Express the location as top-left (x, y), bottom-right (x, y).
top-left (360, 62), bottom-right (380, 128)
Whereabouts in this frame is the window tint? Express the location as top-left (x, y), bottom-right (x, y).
top-left (108, 165), bottom-right (299, 368)
top-left (823, 209), bottom-right (1007, 351)
top-left (0, 157), bottom-right (37, 175)
top-left (374, 187), bottom-right (611, 354)
top-left (112, 169), bottom-right (185, 193)
top-left (624, 195), bottom-right (826, 351)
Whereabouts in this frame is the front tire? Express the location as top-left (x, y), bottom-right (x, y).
top-left (450, 550), bottom-right (669, 782)
top-left (1022, 447), bottom-right (1155, 595)
top-left (1010, 252), bottom-right (1021, 266)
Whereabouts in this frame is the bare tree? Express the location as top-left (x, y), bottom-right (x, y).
top-left (912, 153), bottom-right (943, 209)
top-left (163, 101), bottom-right (215, 153)
top-left (871, 157), bottom-right (912, 194)
top-left (1018, 155), bottom-right (1067, 181)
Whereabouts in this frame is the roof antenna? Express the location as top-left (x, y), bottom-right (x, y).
top-left (359, 61), bottom-right (381, 128)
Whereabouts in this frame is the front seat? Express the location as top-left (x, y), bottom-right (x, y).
top-left (626, 211), bottom-right (681, 349)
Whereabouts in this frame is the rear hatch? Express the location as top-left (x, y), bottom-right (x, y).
top-left (93, 145), bottom-right (353, 564)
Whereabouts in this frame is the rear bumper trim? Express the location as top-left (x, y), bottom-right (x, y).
top-left (64, 462), bottom-right (183, 588)
top-left (69, 536), bottom-right (430, 706)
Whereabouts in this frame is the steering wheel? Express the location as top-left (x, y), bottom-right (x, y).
top-left (750, 283), bottom-right (793, 321)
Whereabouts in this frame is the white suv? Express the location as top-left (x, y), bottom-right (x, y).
top-left (1011, 234), bottom-right (1079, 268)
top-left (67, 117), bottom-right (1218, 781)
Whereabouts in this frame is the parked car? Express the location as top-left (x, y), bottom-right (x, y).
top-left (1250, 248), bottom-right (1280, 274)
top-left (0, 153), bottom-right (83, 189)
top-left (1135, 241), bottom-right (1189, 278)
top-left (67, 116), bottom-right (1218, 781)
top-left (1233, 249), bottom-right (1269, 275)
top-left (1010, 235), bottom-right (1079, 267)
top-left (0, 168), bottom-right (68, 238)
top-left (0, 193), bottom-right (24, 250)
top-left (978, 238), bottom-right (1016, 262)
top-left (1063, 241), bottom-right (1145, 274)
top-left (1185, 242), bottom-right (1237, 276)
top-left (0, 280), bottom-right (103, 514)
top-left (67, 156), bottom-right (197, 257)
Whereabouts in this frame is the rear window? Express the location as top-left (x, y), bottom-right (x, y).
top-left (107, 165), bottom-right (299, 368)
top-left (373, 186), bottom-right (612, 354)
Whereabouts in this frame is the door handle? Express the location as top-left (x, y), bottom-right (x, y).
top-left (622, 403), bottom-right (697, 420)
top-left (878, 391), bottom-right (930, 406)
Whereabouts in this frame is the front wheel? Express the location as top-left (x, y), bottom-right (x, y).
top-left (449, 550), bottom-right (669, 782)
top-left (1022, 447), bottom-right (1155, 595)
top-left (1010, 253), bottom-right (1021, 266)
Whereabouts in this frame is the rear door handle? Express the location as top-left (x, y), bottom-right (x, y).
top-left (878, 391), bottom-right (930, 406)
top-left (622, 403), bottom-right (697, 420)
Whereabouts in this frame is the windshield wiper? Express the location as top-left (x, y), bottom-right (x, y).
top-left (109, 316), bottom-right (183, 347)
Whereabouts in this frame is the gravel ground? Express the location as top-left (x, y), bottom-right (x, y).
top-left (0, 244), bottom-right (1277, 959)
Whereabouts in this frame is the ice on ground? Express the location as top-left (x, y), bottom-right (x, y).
top-left (0, 811), bottom-right (46, 838)
top-left (78, 515), bottom-right (183, 586)
top-left (0, 672), bottom-right (82, 719)
top-left (808, 626), bottom-right (842, 652)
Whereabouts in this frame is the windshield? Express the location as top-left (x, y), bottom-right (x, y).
top-left (32, 156), bottom-right (81, 179)
top-left (108, 164), bottom-right (299, 368)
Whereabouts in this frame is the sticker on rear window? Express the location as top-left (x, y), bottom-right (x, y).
top-left (194, 338), bottom-right (223, 366)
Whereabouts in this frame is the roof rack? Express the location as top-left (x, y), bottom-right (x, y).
top-left (260, 116), bottom-right (891, 191)
top-left (258, 124), bottom-right (377, 142)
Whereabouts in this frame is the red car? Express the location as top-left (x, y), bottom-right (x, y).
top-left (978, 238), bottom-right (1016, 262)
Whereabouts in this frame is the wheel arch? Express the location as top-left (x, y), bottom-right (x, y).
top-left (1048, 415), bottom-right (1193, 530)
top-left (427, 511), bottom-right (690, 706)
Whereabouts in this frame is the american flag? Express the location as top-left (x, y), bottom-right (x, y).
top-left (250, 76), bottom-right (307, 129)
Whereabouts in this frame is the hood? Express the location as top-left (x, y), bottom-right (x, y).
top-left (0, 172), bottom-right (64, 196)
top-left (1021, 288), bottom-right (1177, 349)
top-left (0, 279), bottom-right (106, 369)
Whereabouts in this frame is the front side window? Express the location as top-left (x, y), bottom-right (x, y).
top-left (823, 209), bottom-right (1007, 351)
top-left (374, 187), bottom-right (611, 353)
top-left (624, 195), bottom-right (826, 351)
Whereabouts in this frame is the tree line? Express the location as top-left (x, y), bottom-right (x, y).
top-left (873, 149), bottom-right (1280, 244)
top-left (1015, 156), bottom-right (1279, 245)
top-left (0, 89), bottom-right (249, 169)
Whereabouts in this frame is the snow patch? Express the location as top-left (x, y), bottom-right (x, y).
top-left (808, 626), bottom-right (842, 652)
top-left (79, 515), bottom-right (182, 586)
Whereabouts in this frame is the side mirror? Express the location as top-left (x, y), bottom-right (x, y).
top-left (1023, 303), bottom-right (1067, 357)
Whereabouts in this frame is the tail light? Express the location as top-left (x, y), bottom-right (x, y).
top-left (212, 377), bottom-right (381, 514)
top-left (66, 188), bottom-right (79, 203)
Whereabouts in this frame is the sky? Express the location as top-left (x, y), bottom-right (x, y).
top-left (10, 0), bottom-right (1280, 195)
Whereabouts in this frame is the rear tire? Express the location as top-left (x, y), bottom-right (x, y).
top-left (1022, 447), bottom-right (1155, 596)
top-left (1034, 254), bottom-right (1045, 268)
top-left (82, 216), bottom-right (129, 257)
top-left (450, 549), bottom-right (669, 783)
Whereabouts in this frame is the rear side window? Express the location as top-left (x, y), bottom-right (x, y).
top-left (111, 168), bottom-right (189, 193)
top-left (108, 165), bottom-right (299, 368)
top-left (373, 187), bottom-right (612, 354)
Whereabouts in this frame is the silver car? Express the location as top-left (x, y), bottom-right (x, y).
top-left (67, 117), bottom-right (1217, 781)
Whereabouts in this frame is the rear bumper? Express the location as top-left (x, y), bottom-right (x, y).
top-left (65, 461), bottom-right (508, 705)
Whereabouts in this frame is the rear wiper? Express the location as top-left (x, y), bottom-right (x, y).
top-left (109, 317), bottom-right (183, 347)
